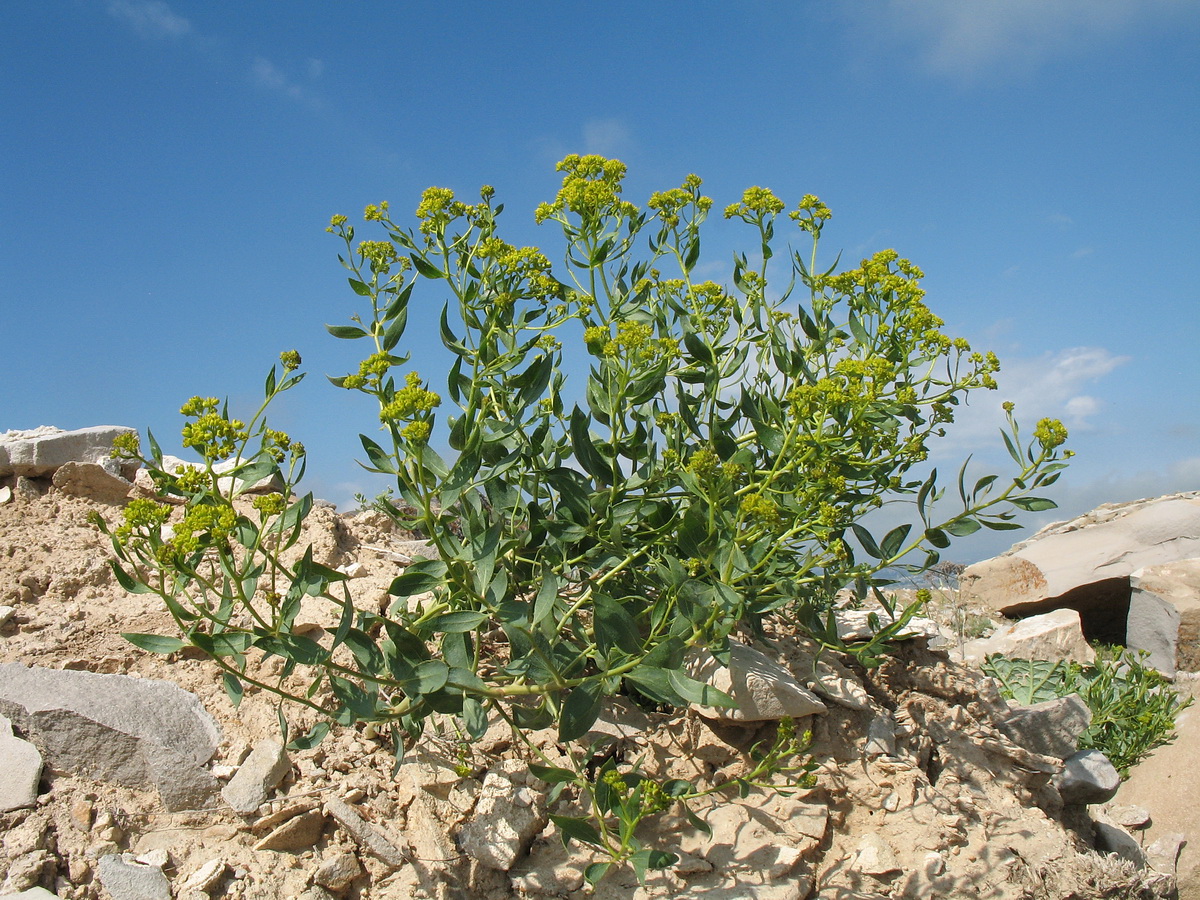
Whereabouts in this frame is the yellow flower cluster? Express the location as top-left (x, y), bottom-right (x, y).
top-left (724, 186), bottom-right (785, 221)
top-left (535, 155), bottom-right (636, 224)
top-left (379, 372), bottom-right (440, 423)
top-left (115, 498), bottom-right (171, 540)
top-left (647, 174), bottom-right (713, 227)
top-left (180, 397), bottom-right (247, 462)
top-left (1034, 418), bottom-right (1069, 451)
top-left (476, 238), bottom-right (559, 302)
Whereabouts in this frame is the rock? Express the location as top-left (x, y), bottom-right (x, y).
top-left (221, 740), bottom-right (290, 814)
top-left (0, 606), bottom-right (16, 627)
top-left (688, 639), bottom-right (827, 722)
top-left (212, 457), bottom-right (285, 495)
top-left (50, 462), bottom-right (132, 504)
top-left (1105, 804), bottom-right (1151, 829)
top-left (389, 540), bottom-right (437, 563)
top-left (1093, 816), bottom-right (1146, 867)
top-left (864, 714), bottom-right (896, 758)
top-left (0, 485), bottom-right (10, 505)
top-left (960, 608), bottom-right (1094, 665)
top-left (324, 797), bottom-right (408, 870)
top-left (253, 809), bottom-right (326, 852)
top-left (0, 426), bottom-right (137, 478)
top-left (1127, 558), bottom-right (1200, 675)
top-left (132, 454), bottom-right (284, 498)
top-left (96, 854), bottom-right (171, 900)
top-left (835, 608), bottom-right (940, 643)
top-left (1054, 749), bottom-right (1121, 805)
top-left (179, 859), bottom-right (226, 893)
top-left (0, 851), bottom-right (54, 893)
top-left (0, 889), bottom-right (60, 899)
top-left (456, 764), bottom-right (548, 871)
top-left (852, 832), bottom-right (902, 877)
top-left (1145, 833), bottom-right (1187, 876)
top-left (0, 714), bottom-right (43, 812)
top-left (0, 663), bottom-right (221, 811)
top-left (1000, 694), bottom-right (1092, 759)
top-left (962, 493), bottom-right (1200, 641)
top-left (773, 636), bottom-right (875, 711)
top-left (312, 851), bottom-right (363, 892)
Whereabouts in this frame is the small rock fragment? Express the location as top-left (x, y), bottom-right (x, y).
top-left (253, 809), bottom-right (327, 852)
top-left (0, 606), bottom-right (15, 628)
top-left (0, 714), bottom-right (43, 812)
top-left (1145, 833), bottom-right (1187, 875)
top-left (456, 767), bottom-right (548, 871)
top-left (865, 714), bottom-right (897, 757)
top-left (312, 851), bottom-right (363, 892)
top-left (324, 798), bottom-right (408, 870)
top-left (853, 833), bottom-right (902, 877)
top-left (688, 639), bottom-right (826, 722)
top-left (222, 740), bottom-right (290, 813)
top-left (179, 858), bottom-right (226, 893)
top-left (1106, 804), bottom-right (1152, 829)
top-left (97, 854), bottom-right (171, 900)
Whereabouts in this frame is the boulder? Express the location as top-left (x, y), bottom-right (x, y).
top-left (1054, 749), bottom-right (1121, 805)
top-left (960, 608), bottom-right (1094, 665)
top-left (0, 663), bottom-right (221, 811)
top-left (1000, 694), bottom-right (1092, 760)
top-left (688, 639), bottom-right (827, 722)
top-left (0, 426), bottom-right (138, 478)
top-left (50, 461), bottom-right (133, 504)
top-left (962, 493), bottom-right (1200, 643)
top-left (1127, 558), bottom-right (1200, 675)
top-left (0, 714), bottom-right (43, 812)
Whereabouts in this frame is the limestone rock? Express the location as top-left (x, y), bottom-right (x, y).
top-left (50, 461), bottom-right (133, 504)
top-left (0, 426), bottom-right (137, 478)
top-left (0, 889), bottom-right (60, 899)
top-left (961, 608), bottom-right (1094, 665)
top-left (253, 809), bottom-right (326, 852)
top-left (1000, 694), bottom-right (1092, 760)
top-left (0, 663), bottom-right (221, 811)
top-left (0, 714), bottom-right (42, 812)
top-left (312, 851), bottom-right (363, 892)
top-left (1093, 816), bottom-right (1146, 868)
top-left (1054, 749), bottom-right (1121, 805)
top-left (324, 797), bottom-right (408, 870)
top-left (852, 832), bottom-right (902, 877)
top-left (221, 740), bottom-right (290, 814)
top-left (179, 859), bottom-right (227, 893)
top-left (688, 639), bottom-right (826, 722)
top-left (835, 608), bottom-right (940, 643)
top-left (1127, 558), bottom-right (1200, 674)
top-left (456, 764), bottom-right (548, 871)
top-left (97, 854), bottom-right (171, 900)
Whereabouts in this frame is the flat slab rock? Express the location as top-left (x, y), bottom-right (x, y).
top-left (0, 663), bottom-right (221, 811)
top-left (688, 639), bottom-right (826, 722)
top-left (0, 426), bottom-right (136, 478)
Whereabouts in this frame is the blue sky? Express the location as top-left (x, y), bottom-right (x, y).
top-left (2, 1), bottom-right (1197, 562)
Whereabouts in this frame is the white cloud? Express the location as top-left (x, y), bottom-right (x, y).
top-left (934, 345), bottom-right (1129, 455)
top-left (582, 119), bottom-right (632, 156)
top-left (106, 0), bottom-right (191, 39)
top-left (306, 58), bottom-right (325, 80)
top-left (847, 0), bottom-right (1192, 80)
top-left (251, 57), bottom-right (322, 109)
top-left (1071, 246), bottom-right (1095, 259)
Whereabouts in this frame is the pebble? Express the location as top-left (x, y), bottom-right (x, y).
top-left (253, 809), bottom-right (327, 852)
top-left (312, 851), bottom-right (363, 892)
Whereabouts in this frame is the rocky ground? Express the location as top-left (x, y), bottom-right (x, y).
top-left (0, 446), bottom-right (1191, 899)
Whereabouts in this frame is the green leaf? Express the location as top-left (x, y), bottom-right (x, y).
top-left (667, 668), bottom-right (737, 708)
top-left (569, 406), bottom-right (614, 484)
top-left (359, 435), bottom-right (398, 475)
top-left (347, 277), bottom-right (372, 296)
top-left (1010, 496), bottom-right (1058, 512)
top-left (287, 721), bottom-right (330, 751)
top-left (945, 517), bottom-right (981, 537)
top-left (879, 524), bottom-right (912, 559)
top-left (924, 527), bottom-right (951, 549)
top-left (532, 572), bottom-right (561, 626)
top-left (122, 633), bottom-right (185, 654)
top-left (630, 848), bottom-right (678, 882)
top-left (530, 764), bottom-right (579, 785)
top-left (410, 254), bottom-right (445, 279)
top-left (851, 523), bottom-right (883, 559)
top-left (397, 659), bottom-right (449, 698)
top-left (390, 559), bottom-right (448, 597)
top-left (426, 611), bottom-right (489, 633)
top-left (559, 681), bottom-right (603, 741)
top-left (593, 593), bottom-right (641, 655)
top-left (462, 697), bottom-right (487, 739)
top-left (223, 672), bottom-right (244, 708)
top-left (111, 562), bottom-right (153, 595)
top-left (583, 862), bottom-right (612, 887)
top-left (551, 815), bottom-right (603, 849)
top-left (326, 323), bottom-right (368, 339)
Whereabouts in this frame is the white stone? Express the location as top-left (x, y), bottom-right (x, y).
top-left (97, 854), bottom-right (171, 900)
top-left (0, 607), bottom-right (14, 628)
top-left (1128, 558), bottom-right (1200, 675)
top-left (50, 462), bottom-right (132, 504)
top-left (180, 858), bottom-right (226, 892)
top-left (1000, 694), bottom-right (1092, 759)
top-left (853, 832), bottom-right (902, 876)
top-left (688, 639), bottom-right (826, 722)
top-left (0, 426), bottom-right (137, 477)
top-left (960, 608), bottom-right (1094, 665)
top-left (222, 740), bottom-right (290, 814)
top-left (312, 851), bottom-right (363, 892)
top-left (0, 715), bottom-right (42, 812)
top-left (324, 798), bottom-right (408, 870)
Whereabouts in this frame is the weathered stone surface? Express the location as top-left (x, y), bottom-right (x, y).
top-left (132, 454), bottom-right (284, 499)
top-left (1105, 804), bottom-right (1151, 829)
top-left (324, 798), bottom-right (408, 870)
top-left (0, 851), bottom-right (54, 894)
top-left (1145, 833), bottom-right (1187, 876)
top-left (253, 809), bottom-right (326, 852)
top-left (835, 608), bottom-right (940, 643)
top-left (1128, 558), bottom-right (1200, 675)
top-left (97, 854), bottom-right (171, 900)
top-left (1093, 817), bottom-right (1146, 867)
top-left (852, 832), bottom-right (902, 877)
top-left (961, 608), bottom-right (1094, 665)
top-left (0, 888), bottom-right (60, 899)
top-left (689, 639), bottom-right (827, 722)
top-left (1055, 749), bottom-right (1121, 805)
top-left (962, 493), bottom-right (1200, 621)
top-left (0, 426), bottom-right (137, 478)
top-left (0, 663), bottom-right (221, 811)
top-left (0, 607), bottom-right (15, 628)
top-left (179, 858), bottom-right (226, 893)
top-left (312, 851), bottom-right (363, 892)
top-left (1000, 694), bottom-right (1092, 760)
top-left (221, 740), bottom-right (290, 813)
top-left (865, 714), bottom-right (897, 758)
top-left (0, 714), bottom-right (42, 812)
top-left (456, 763), bottom-right (548, 871)
top-left (50, 462), bottom-right (133, 504)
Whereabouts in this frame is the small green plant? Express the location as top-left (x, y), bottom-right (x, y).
top-left (98, 157), bottom-right (1072, 879)
top-left (983, 647), bottom-right (1192, 775)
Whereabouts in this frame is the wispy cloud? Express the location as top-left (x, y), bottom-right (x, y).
top-left (846, 0), bottom-right (1193, 81)
top-left (105, 0), bottom-right (192, 39)
top-left (1071, 246), bottom-right (1095, 259)
top-left (582, 118), bottom-right (632, 156)
top-left (934, 345), bottom-right (1129, 456)
top-left (250, 56), bottom-right (323, 109)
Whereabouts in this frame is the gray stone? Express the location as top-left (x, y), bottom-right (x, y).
top-left (1128, 559), bottom-right (1200, 675)
top-left (1094, 817), bottom-right (1146, 868)
top-left (835, 608), bottom-right (940, 643)
top-left (97, 854), bottom-right (171, 900)
top-left (312, 851), bottom-right (363, 891)
top-left (253, 809), bottom-right (326, 852)
top-left (1105, 804), bottom-right (1151, 829)
top-left (221, 740), bottom-right (290, 814)
top-left (1054, 749), bottom-right (1121, 805)
top-left (688, 639), bottom-right (827, 722)
top-left (0, 426), bottom-right (137, 478)
top-left (324, 798), bottom-right (408, 870)
top-left (864, 714), bottom-right (896, 757)
top-left (1000, 694), bottom-right (1092, 759)
top-left (0, 714), bottom-right (42, 812)
top-left (961, 608), bottom-right (1094, 665)
top-left (456, 765), bottom-right (548, 871)
top-left (0, 663), bottom-right (221, 811)
top-left (50, 462), bottom-right (133, 504)
top-left (1145, 833), bottom-right (1187, 875)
